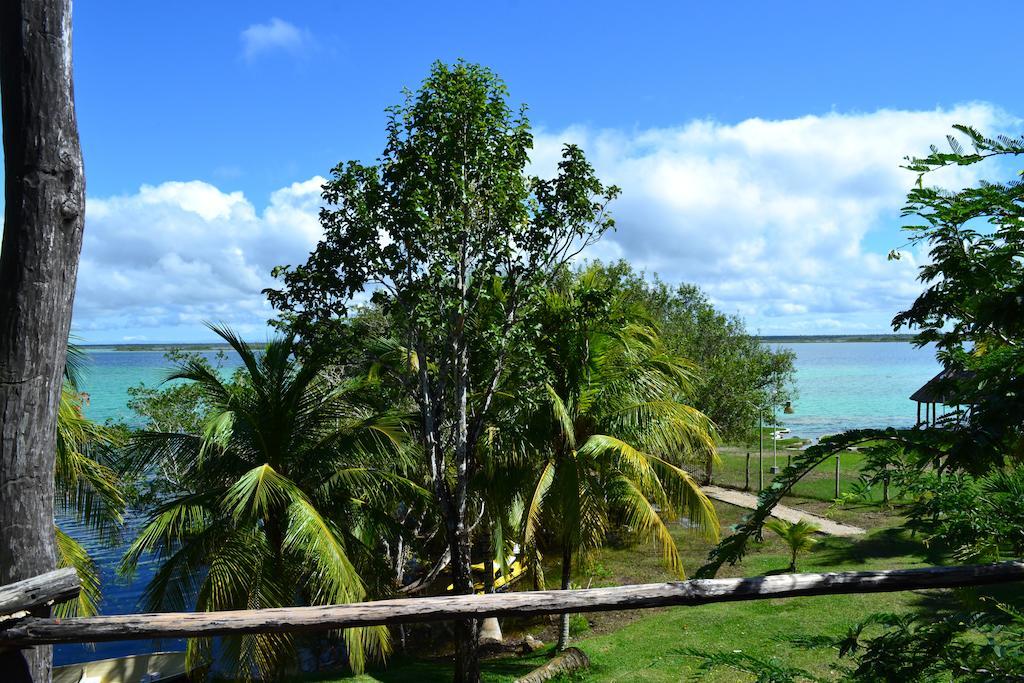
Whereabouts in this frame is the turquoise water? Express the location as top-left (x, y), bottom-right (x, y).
top-left (79, 349), bottom-right (243, 425)
top-left (778, 342), bottom-right (940, 439)
top-left (76, 343), bottom-right (940, 434)
top-left (56, 341), bottom-right (939, 665)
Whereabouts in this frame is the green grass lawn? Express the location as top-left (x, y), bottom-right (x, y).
top-left (303, 500), bottom-right (983, 682)
top-left (712, 444), bottom-right (880, 503)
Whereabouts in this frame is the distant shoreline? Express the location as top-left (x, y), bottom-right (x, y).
top-left (82, 342), bottom-right (258, 352)
top-left (82, 334), bottom-right (917, 351)
top-left (758, 334), bottom-right (916, 344)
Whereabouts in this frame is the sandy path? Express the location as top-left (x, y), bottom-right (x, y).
top-left (703, 485), bottom-right (865, 537)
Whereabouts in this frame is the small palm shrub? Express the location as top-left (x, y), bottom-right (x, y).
top-left (764, 518), bottom-right (820, 572)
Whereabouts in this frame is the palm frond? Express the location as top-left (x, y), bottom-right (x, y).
top-left (608, 475), bottom-right (684, 577)
top-left (222, 463), bottom-right (299, 523)
top-left (523, 459), bottom-right (556, 548)
top-left (545, 384), bottom-right (576, 449)
top-left (54, 526), bottom-right (100, 617)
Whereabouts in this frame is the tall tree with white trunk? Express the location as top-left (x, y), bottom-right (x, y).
top-left (268, 61), bottom-right (617, 683)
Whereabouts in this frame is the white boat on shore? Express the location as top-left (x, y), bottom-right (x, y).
top-left (53, 652), bottom-right (188, 683)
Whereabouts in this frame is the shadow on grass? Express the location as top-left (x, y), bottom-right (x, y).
top-left (304, 650), bottom-right (550, 683)
top-left (809, 527), bottom-right (944, 567)
top-left (906, 576), bottom-right (1024, 617)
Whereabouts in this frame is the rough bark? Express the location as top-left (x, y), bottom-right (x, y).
top-left (0, 1), bottom-right (85, 680)
top-left (482, 525), bottom-right (494, 596)
top-left (0, 568), bottom-right (79, 618)
top-left (1, 561), bottom-right (1022, 646)
top-left (447, 300), bottom-right (478, 683)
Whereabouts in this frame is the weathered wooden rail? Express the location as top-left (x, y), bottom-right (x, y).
top-left (0, 561), bottom-right (1022, 647)
top-left (0, 568), bottom-right (79, 618)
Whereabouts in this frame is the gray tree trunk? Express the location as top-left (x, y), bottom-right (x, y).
top-left (556, 545), bottom-right (572, 651)
top-left (0, 0), bottom-right (85, 680)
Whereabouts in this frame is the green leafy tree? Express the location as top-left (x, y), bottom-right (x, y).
top-left (763, 518), bottom-right (819, 572)
top-left (126, 349), bottom-right (236, 435)
top-left (697, 126), bottom-right (1024, 678)
top-left (120, 325), bottom-right (418, 680)
top-left (893, 125), bottom-right (1024, 471)
top-left (266, 60), bottom-right (617, 683)
top-left (522, 269), bottom-right (719, 650)
top-left (897, 465), bottom-right (1024, 562)
top-left (585, 261), bottom-right (796, 442)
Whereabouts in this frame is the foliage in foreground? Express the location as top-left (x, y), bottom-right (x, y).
top-left (119, 325), bottom-right (420, 680)
top-left (694, 126), bottom-right (1024, 680)
top-left (54, 343), bottom-right (126, 617)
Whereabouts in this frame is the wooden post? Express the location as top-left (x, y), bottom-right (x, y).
top-left (0, 562), bottom-right (1021, 646)
top-left (834, 454), bottom-right (841, 499)
top-left (0, 1), bottom-right (86, 680)
top-left (744, 452), bottom-right (750, 491)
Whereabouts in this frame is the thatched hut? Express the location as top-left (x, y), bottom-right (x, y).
top-left (910, 367), bottom-right (974, 427)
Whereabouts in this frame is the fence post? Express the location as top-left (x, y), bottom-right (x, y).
top-left (834, 454), bottom-right (841, 499)
top-left (744, 452), bottom-right (750, 491)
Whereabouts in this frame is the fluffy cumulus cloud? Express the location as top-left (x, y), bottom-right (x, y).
top-left (74, 178), bottom-right (325, 341)
top-left (240, 18), bottom-right (314, 61)
top-left (531, 103), bottom-right (1017, 333)
top-left (73, 103), bottom-right (1019, 341)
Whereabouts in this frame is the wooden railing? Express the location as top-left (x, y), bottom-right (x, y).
top-left (0, 561), bottom-right (1022, 648)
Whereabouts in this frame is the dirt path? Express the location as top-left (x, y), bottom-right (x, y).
top-left (703, 485), bottom-right (865, 537)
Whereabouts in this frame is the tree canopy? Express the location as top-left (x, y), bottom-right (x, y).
top-left (266, 60), bottom-right (618, 683)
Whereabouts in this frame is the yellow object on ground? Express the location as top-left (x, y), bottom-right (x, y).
top-left (446, 557), bottom-right (526, 593)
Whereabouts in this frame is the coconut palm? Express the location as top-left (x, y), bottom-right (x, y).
top-left (764, 518), bottom-right (820, 572)
top-left (121, 324), bottom-right (420, 680)
top-left (522, 270), bottom-right (721, 650)
top-left (54, 343), bottom-right (126, 617)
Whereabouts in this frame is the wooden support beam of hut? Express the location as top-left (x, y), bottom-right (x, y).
top-left (0, 562), bottom-right (1021, 647)
top-left (0, 569), bottom-right (79, 618)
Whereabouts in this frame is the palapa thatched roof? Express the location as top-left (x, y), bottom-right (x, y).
top-left (910, 367), bottom-right (974, 405)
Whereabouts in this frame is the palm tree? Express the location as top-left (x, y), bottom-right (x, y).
top-left (121, 324), bottom-right (419, 680)
top-left (55, 343), bottom-right (126, 616)
top-left (522, 271), bottom-right (721, 651)
top-left (764, 518), bottom-right (820, 572)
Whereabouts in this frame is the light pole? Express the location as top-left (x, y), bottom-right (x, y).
top-left (743, 399), bottom-right (766, 491)
top-left (768, 401), bottom-right (794, 475)
top-left (770, 405), bottom-right (778, 473)
top-left (758, 407), bottom-right (764, 490)
top-left (745, 398), bottom-right (793, 488)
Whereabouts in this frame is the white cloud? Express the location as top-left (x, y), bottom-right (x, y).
top-left (530, 103), bottom-right (1019, 333)
top-left (239, 18), bottom-right (314, 62)
top-left (72, 102), bottom-right (1020, 341)
top-left (75, 178), bottom-right (326, 341)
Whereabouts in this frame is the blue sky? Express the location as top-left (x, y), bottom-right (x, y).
top-left (65, 1), bottom-right (1023, 342)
